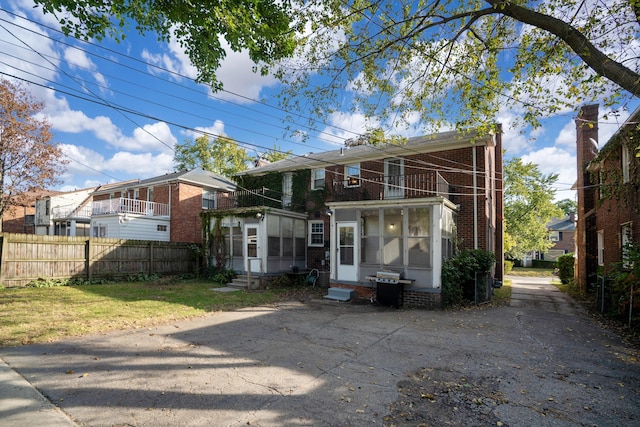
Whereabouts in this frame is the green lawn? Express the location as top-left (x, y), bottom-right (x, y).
top-left (0, 279), bottom-right (324, 348)
top-left (508, 267), bottom-right (555, 277)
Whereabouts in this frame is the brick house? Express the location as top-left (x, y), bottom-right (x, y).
top-left (206, 129), bottom-right (504, 308)
top-left (536, 214), bottom-right (576, 261)
top-left (89, 168), bottom-right (235, 243)
top-left (2, 190), bottom-right (60, 234)
top-left (575, 104), bottom-right (640, 290)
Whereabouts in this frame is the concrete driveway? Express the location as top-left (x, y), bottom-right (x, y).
top-left (1, 276), bottom-right (639, 426)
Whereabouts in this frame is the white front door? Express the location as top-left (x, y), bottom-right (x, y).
top-left (337, 222), bottom-right (358, 281)
top-left (244, 224), bottom-right (261, 273)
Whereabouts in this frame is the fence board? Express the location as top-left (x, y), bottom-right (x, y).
top-left (0, 233), bottom-right (196, 287)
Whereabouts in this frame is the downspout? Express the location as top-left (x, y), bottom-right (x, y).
top-left (473, 145), bottom-right (478, 249)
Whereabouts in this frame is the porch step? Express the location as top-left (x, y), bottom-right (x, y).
top-left (228, 275), bottom-right (259, 290)
top-left (324, 287), bottom-right (355, 302)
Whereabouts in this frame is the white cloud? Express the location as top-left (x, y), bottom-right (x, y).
top-left (522, 146), bottom-right (576, 201)
top-left (104, 151), bottom-right (174, 175)
top-left (496, 110), bottom-right (533, 155)
top-left (185, 120), bottom-right (227, 140)
top-left (118, 122), bottom-right (177, 153)
top-left (320, 112), bottom-right (380, 146)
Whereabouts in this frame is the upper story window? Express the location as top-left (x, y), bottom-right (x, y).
top-left (622, 144), bottom-right (631, 183)
top-left (549, 231), bottom-right (561, 241)
top-left (345, 163), bottom-right (360, 187)
top-left (202, 190), bottom-right (216, 209)
top-left (282, 172), bottom-right (293, 207)
top-left (311, 168), bottom-right (325, 190)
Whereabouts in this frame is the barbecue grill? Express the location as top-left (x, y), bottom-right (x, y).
top-left (375, 271), bottom-right (404, 307)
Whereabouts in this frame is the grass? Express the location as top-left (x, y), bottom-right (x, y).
top-left (0, 278), bottom-right (324, 348)
top-left (492, 279), bottom-right (512, 305)
top-left (507, 267), bottom-right (555, 277)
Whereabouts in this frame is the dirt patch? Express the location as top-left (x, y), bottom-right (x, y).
top-left (385, 368), bottom-right (506, 426)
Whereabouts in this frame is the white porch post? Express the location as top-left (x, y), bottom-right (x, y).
top-left (432, 204), bottom-right (443, 288)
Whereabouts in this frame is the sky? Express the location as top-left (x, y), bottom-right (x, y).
top-left (0, 0), bottom-right (636, 202)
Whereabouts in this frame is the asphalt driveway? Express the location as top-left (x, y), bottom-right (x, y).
top-left (1, 276), bottom-right (639, 426)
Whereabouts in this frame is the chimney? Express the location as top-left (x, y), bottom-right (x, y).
top-left (575, 104), bottom-right (599, 292)
top-left (569, 211), bottom-right (576, 222)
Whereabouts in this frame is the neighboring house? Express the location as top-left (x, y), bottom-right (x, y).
top-left (90, 168), bottom-right (236, 243)
top-left (2, 190), bottom-right (60, 234)
top-left (534, 214), bottom-right (576, 262)
top-left (204, 129), bottom-right (504, 308)
top-left (575, 104), bottom-right (640, 289)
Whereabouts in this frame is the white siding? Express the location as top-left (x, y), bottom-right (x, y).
top-left (91, 216), bottom-right (170, 241)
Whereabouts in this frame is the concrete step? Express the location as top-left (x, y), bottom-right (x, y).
top-left (324, 287), bottom-right (355, 302)
top-left (228, 275), bottom-right (259, 289)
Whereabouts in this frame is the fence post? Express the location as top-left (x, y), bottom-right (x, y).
top-left (85, 239), bottom-right (92, 280)
top-left (149, 241), bottom-right (155, 275)
top-left (0, 234), bottom-right (5, 285)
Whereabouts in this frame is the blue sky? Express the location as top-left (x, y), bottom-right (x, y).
top-left (0, 0), bottom-right (636, 202)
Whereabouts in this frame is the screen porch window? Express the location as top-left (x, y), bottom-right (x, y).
top-left (345, 164), bottom-right (360, 187)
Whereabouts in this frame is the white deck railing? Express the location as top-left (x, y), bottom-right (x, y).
top-left (51, 204), bottom-right (93, 220)
top-left (92, 198), bottom-right (170, 217)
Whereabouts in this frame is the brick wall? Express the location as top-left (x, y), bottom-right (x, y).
top-left (170, 183), bottom-right (204, 243)
top-left (2, 205), bottom-right (35, 234)
top-left (575, 105), bottom-right (599, 290)
top-left (331, 283), bottom-right (442, 309)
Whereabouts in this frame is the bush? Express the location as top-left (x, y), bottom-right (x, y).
top-left (441, 249), bottom-right (496, 307)
top-left (557, 253), bottom-right (575, 284)
top-left (504, 260), bottom-right (514, 275)
top-left (532, 259), bottom-right (556, 269)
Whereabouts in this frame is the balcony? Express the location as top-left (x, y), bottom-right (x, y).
top-left (51, 205), bottom-right (93, 220)
top-left (207, 188), bottom-right (285, 210)
top-left (329, 172), bottom-right (450, 202)
top-left (92, 198), bottom-right (170, 217)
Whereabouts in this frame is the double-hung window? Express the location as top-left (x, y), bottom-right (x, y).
top-left (345, 164), bottom-right (360, 187)
top-left (311, 169), bottom-right (325, 190)
top-left (309, 221), bottom-right (324, 246)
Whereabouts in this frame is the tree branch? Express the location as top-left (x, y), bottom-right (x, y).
top-left (486, 0), bottom-right (640, 97)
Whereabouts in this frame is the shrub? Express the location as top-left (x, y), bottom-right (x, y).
top-left (504, 260), bottom-right (514, 275)
top-left (532, 259), bottom-right (556, 269)
top-left (441, 249), bottom-right (496, 307)
top-left (557, 253), bottom-right (575, 284)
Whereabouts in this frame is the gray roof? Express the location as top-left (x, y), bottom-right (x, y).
top-left (239, 129), bottom-right (495, 176)
top-left (93, 168), bottom-right (236, 195)
top-left (547, 217), bottom-right (576, 232)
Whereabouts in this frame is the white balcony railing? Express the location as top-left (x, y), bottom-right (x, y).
top-left (51, 205), bottom-right (93, 220)
top-left (92, 198), bottom-right (170, 217)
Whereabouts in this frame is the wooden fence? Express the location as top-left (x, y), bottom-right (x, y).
top-left (0, 233), bottom-right (197, 287)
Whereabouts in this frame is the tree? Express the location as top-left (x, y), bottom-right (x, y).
top-left (556, 199), bottom-right (577, 217)
top-left (0, 79), bottom-right (67, 231)
top-left (279, 0), bottom-right (640, 134)
top-left (260, 144), bottom-right (292, 163)
top-left (34, 0), bottom-right (297, 91)
top-left (174, 135), bottom-right (250, 177)
top-left (503, 158), bottom-right (563, 260)
top-left (36, 1), bottom-right (640, 133)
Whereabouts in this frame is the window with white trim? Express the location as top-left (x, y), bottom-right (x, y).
top-left (622, 222), bottom-right (633, 269)
top-left (202, 189), bottom-right (216, 209)
top-left (308, 221), bottom-right (324, 246)
top-left (622, 144), bottom-right (631, 183)
top-left (282, 172), bottom-right (293, 207)
top-left (345, 163), bottom-right (360, 187)
top-left (597, 230), bottom-right (604, 266)
top-left (311, 168), bottom-right (325, 190)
